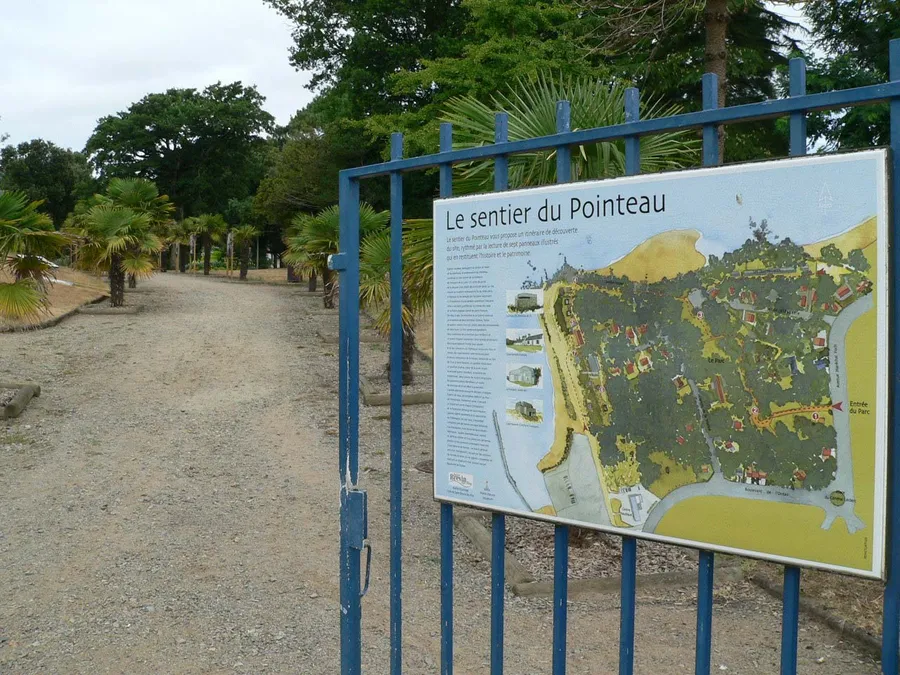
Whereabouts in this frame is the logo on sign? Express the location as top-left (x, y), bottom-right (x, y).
top-left (449, 472), bottom-right (474, 490)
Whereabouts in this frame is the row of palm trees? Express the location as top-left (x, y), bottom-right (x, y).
top-left (0, 177), bottom-right (265, 320)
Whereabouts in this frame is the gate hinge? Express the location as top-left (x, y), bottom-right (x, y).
top-left (346, 489), bottom-right (368, 550)
top-left (328, 253), bottom-right (348, 271)
top-left (346, 489), bottom-right (372, 597)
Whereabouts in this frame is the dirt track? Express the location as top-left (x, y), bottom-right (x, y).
top-left (0, 274), bottom-right (882, 673)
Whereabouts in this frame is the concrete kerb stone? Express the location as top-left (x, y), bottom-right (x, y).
top-left (455, 512), bottom-right (534, 585)
top-left (1, 383), bottom-right (40, 419)
top-left (453, 510), bottom-right (743, 598)
top-left (0, 295), bottom-right (109, 333)
top-left (750, 572), bottom-right (882, 659)
top-left (317, 330), bottom-right (386, 345)
top-left (79, 304), bottom-right (143, 316)
top-left (359, 374), bottom-right (433, 407)
top-left (511, 563), bottom-right (743, 599)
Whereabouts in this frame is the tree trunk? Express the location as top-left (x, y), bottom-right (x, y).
top-left (402, 289), bottom-right (415, 385)
top-left (109, 253), bottom-right (125, 307)
top-left (128, 273), bottom-right (137, 289)
top-left (287, 265), bottom-right (301, 283)
top-left (322, 268), bottom-right (336, 309)
top-left (308, 270), bottom-right (318, 292)
top-left (160, 247), bottom-right (169, 272)
top-left (203, 234), bottom-right (212, 276)
top-left (240, 244), bottom-right (249, 280)
top-left (705, 0), bottom-right (729, 161)
top-left (178, 244), bottom-right (187, 273)
top-left (387, 288), bottom-right (417, 385)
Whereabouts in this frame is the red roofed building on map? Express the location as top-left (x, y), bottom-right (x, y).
top-left (733, 419), bottom-right (744, 431)
top-left (835, 284), bottom-right (853, 302)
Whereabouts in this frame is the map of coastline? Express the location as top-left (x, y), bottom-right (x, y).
top-left (433, 150), bottom-right (888, 577)
top-left (536, 218), bottom-right (877, 560)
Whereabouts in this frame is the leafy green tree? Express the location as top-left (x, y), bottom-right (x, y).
top-left (820, 243), bottom-right (843, 266)
top-left (86, 83), bottom-right (274, 218)
top-left (253, 133), bottom-right (340, 224)
top-left (847, 248), bottom-right (870, 272)
top-left (803, 0), bottom-right (900, 149)
top-left (0, 192), bottom-right (70, 319)
top-left (588, 0), bottom-right (799, 160)
top-left (0, 139), bottom-right (94, 227)
top-left (186, 214), bottom-right (228, 276)
top-left (261, 0), bottom-right (469, 118)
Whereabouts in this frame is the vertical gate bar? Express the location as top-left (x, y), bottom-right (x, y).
top-left (439, 122), bottom-right (455, 675)
top-left (389, 133), bottom-right (404, 675)
top-left (338, 173), bottom-right (363, 675)
top-left (695, 71), bottom-right (719, 675)
top-left (553, 100), bottom-right (572, 675)
top-left (883, 37), bottom-right (900, 675)
top-left (619, 86), bottom-right (641, 675)
top-left (780, 56), bottom-right (807, 675)
top-left (491, 112), bottom-right (509, 675)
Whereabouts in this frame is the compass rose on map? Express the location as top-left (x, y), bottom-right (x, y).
top-left (818, 182), bottom-right (834, 215)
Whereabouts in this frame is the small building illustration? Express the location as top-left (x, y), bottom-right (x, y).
top-left (515, 401), bottom-right (538, 419)
top-left (515, 292), bottom-right (540, 311)
top-left (508, 366), bottom-right (540, 387)
top-left (835, 284), bottom-right (854, 303)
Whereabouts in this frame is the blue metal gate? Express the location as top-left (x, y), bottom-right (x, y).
top-left (333, 39), bottom-right (900, 675)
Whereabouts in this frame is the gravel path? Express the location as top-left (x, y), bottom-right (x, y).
top-left (0, 274), bottom-right (882, 674)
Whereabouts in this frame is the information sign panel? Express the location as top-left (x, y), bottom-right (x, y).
top-left (433, 150), bottom-right (889, 578)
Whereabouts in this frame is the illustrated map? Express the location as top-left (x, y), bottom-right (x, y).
top-left (433, 151), bottom-right (889, 577)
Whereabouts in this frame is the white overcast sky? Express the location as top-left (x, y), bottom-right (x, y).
top-left (0, 2), bottom-right (809, 153)
top-left (0, 0), bottom-right (315, 151)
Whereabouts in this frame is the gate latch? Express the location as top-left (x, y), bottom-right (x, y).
top-left (346, 489), bottom-right (372, 598)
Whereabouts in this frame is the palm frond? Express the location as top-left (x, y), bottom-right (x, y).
top-left (441, 74), bottom-right (699, 194)
top-left (0, 279), bottom-right (45, 319)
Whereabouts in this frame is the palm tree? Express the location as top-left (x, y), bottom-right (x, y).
top-left (0, 191), bottom-right (69, 319)
top-left (359, 218), bottom-right (432, 384)
top-left (441, 74), bottom-right (699, 193)
top-left (187, 214), bottom-right (228, 275)
top-left (66, 205), bottom-right (161, 307)
top-left (232, 225), bottom-right (260, 280)
top-left (104, 179), bottom-right (174, 287)
top-left (282, 204), bottom-right (389, 309)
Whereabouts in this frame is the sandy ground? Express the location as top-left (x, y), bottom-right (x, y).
top-left (207, 269), bottom-right (293, 284)
top-left (0, 273), bottom-right (883, 674)
top-left (0, 268), bottom-right (107, 331)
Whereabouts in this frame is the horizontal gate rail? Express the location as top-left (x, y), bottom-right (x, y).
top-left (336, 37), bottom-right (900, 675)
top-left (341, 81), bottom-right (900, 179)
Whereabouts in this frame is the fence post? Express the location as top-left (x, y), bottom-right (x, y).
top-left (694, 71), bottom-right (720, 675)
top-left (439, 122), bottom-right (455, 675)
top-left (491, 112), bottom-right (510, 675)
top-left (779, 56), bottom-right (808, 675)
top-left (389, 132), bottom-right (404, 675)
top-left (552, 100), bottom-right (572, 675)
top-left (338, 171), bottom-right (363, 675)
top-left (619, 86), bottom-right (641, 675)
top-left (883, 37), bottom-right (900, 675)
